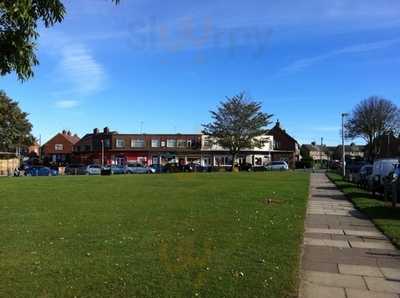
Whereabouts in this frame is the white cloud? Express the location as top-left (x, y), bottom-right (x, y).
top-left (59, 44), bottom-right (106, 95)
top-left (55, 100), bottom-right (80, 109)
top-left (280, 38), bottom-right (400, 74)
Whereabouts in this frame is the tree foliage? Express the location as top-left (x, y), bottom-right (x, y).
top-left (345, 96), bottom-right (400, 157)
top-left (202, 92), bottom-right (273, 166)
top-left (0, 0), bottom-right (119, 81)
top-left (0, 90), bottom-right (34, 151)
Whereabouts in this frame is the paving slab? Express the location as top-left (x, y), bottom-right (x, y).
top-left (299, 173), bottom-right (400, 298)
top-left (338, 264), bottom-right (383, 277)
top-left (364, 277), bottom-right (400, 294)
top-left (350, 241), bottom-right (397, 250)
top-left (380, 267), bottom-right (400, 281)
top-left (301, 282), bottom-right (346, 298)
top-left (303, 271), bottom-right (366, 289)
top-left (345, 288), bottom-right (398, 298)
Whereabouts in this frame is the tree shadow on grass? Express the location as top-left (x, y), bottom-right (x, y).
top-left (359, 205), bottom-right (400, 221)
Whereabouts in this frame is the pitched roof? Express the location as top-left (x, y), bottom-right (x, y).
top-left (268, 120), bottom-right (298, 144)
top-left (43, 132), bottom-right (80, 146)
top-left (302, 144), bottom-right (329, 152)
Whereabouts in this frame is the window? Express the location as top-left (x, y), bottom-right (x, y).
top-left (177, 139), bottom-right (187, 148)
top-left (116, 139), bottom-right (125, 148)
top-left (161, 141), bottom-right (166, 147)
top-left (131, 139), bottom-right (145, 148)
top-left (187, 140), bottom-right (192, 148)
top-left (85, 145), bottom-right (91, 151)
top-left (167, 139), bottom-right (177, 147)
top-left (103, 139), bottom-right (111, 148)
top-left (55, 144), bottom-right (63, 151)
top-left (151, 139), bottom-right (160, 148)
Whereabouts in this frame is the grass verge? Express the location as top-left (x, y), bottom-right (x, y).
top-left (0, 172), bottom-right (309, 298)
top-left (327, 172), bottom-right (400, 247)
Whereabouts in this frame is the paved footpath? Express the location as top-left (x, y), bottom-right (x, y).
top-left (299, 173), bottom-right (400, 298)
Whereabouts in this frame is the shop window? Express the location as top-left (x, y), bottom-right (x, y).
top-left (151, 139), bottom-right (160, 148)
top-left (167, 139), bottom-right (177, 147)
top-left (116, 139), bottom-right (125, 148)
top-left (131, 139), bottom-right (145, 148)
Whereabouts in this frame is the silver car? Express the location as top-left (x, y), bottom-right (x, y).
top-left (84, 164), bottom-right (102, 175)
top-left (265, 161), bottom-right (289, 171)
top-left (126, 163), bottom-right (152, 174)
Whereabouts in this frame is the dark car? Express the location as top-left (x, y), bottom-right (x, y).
top-left (239, 163), bottom-right (253, 172)
top-left (26, 166), bottom-right (58, 176)
top-left (65, 164), bottom-right (85, 175)
top-left (358, 164), bottom-right (373, 189)
top-left (163, 162), bottom-right (183, 173)
top-left (346, 161), bottom-right (369, 183)
top-left (184, 163), bottom-right (205, 172)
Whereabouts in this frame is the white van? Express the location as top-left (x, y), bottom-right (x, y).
top-left (370, 159), bottom-right (399, 191)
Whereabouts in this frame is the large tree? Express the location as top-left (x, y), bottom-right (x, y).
top-left (0, 90), bottom-right (34, 152)
top-left (202, 92), bottom-right (273, 168)
top-left (0, 0), bottom-right (119, 81)
top-left (345, 96), bottom-right (400, 158)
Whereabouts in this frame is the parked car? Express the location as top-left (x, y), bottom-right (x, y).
top-left (83, 164), bottom-right (102, 175)
top-left (347, 161), bottom-right (370, 184)
top-left (26, 166), bottom-right (58, 176)
top-left (126, 163), bottom-right (152, 174)
top-left (163, 162), bottom-right (183, 173)
top-left (239, 163), bottom-right (253, 172)
top-left (184, 163), bottom-right (205, 172)
top-left (110, 164), bottom-right (127, 175)
top-left (149, 164), bottom-right (163, 173)
top-left (65, 164), bottom-right (85, 175)
top-left (368, 159), bottom-right (399, 194)
top-left (265, 161), bottom-right (289, 171)
top-left (358, 164), bottom-right (373, 189)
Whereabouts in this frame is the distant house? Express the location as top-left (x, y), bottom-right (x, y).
top-left (301, 143), bottom-right (329, 161)
top-left (334, 143), bottom-right (365, 161)
top-left (73, 127), bottom-right (202, 166)
top-left (269, 120), bottom-right (300, 168)
top-left (201, 134), bottom-right (274, 167)
top-left (42, 130), bottom-right (80, 164)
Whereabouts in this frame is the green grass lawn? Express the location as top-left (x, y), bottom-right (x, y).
top-left (0, 172), bottom-right (309, 298)
top-left (327, 172), bottom-right (400, 247)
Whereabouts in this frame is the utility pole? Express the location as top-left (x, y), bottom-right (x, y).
top-left (341, 113), bottom-right (348, 177)
top-left (101, 139), bottom-right (104, 168)
top-left (39, 134), bottom-right (42, 163)
top-left (320, 137), bottom-right (323, 169)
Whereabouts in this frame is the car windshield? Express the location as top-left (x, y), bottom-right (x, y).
top-left (90, 165), bottom-right (100, 168)
top-left (271, 161), bottom-right (284, 165)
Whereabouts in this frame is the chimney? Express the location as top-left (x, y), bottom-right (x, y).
top-left (104, 127), bottom-right (110, 134)
top-left (67, 130), bottom-right (71, 136)
top-left (62, 129), bottom-right (67, 134)
top-left (74, 133), bottom-right (78, 138)
top-left (93, 128), bottom-right (99, 134)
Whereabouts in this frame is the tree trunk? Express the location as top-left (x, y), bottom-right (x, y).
top-left (231, 152), bottom-right (237, 172)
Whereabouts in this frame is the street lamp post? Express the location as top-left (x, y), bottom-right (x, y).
top-left (341, 113), bottom-right (348, 177)
top-left (101, 139), bottom-right (104, 168)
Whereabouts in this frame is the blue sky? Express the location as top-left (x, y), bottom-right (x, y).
top-left (1, 0), bottom-right (400, 145)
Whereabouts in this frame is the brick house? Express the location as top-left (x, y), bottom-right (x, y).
top-left (73, 123), bottom-right (300, 168)
top-left (42, 130), bottom-right (80, 164)
top-left (73, 127), bottom-right (202, 166)
top-left (268, 120), bottom-right (300, 169)
top-left (301, 144), bottom-right (330, 162)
